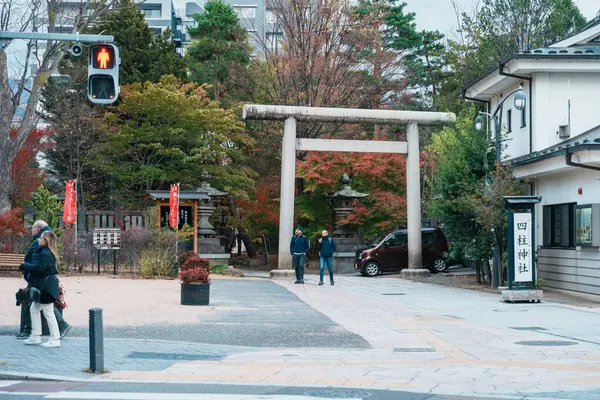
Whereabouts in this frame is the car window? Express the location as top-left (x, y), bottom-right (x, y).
top-left (422, 232), bottom-right (435, 246)
top-left (386, 234), bottom-right (407, 247)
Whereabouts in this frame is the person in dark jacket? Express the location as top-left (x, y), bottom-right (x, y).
top-left (317, 229), bottom-right (336, 286)
top-left (20, 231), bottom-right (61, 348)
top-left (290, 226), bottom-right (309, 284)
top-left (16, 220), bottom-right (71, 340)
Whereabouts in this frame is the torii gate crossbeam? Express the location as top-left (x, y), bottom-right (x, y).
top-left (243, 104), bottom-right (456, 279)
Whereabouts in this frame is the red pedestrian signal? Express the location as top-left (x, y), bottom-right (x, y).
top-left (88, 44), bottom-right (119, 104)
top-left (90, 45), bottom-right (114, 69)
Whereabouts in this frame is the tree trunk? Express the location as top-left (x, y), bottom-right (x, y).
top-left (475, 259), bottom-right (482, 284)
top-left (483, 258), bottom-right (492, 286)
top-left (0, 170), bottom-right (12, 212)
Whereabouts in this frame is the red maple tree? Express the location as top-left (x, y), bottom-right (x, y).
top-left (10, 127), bottom-right (53, 206)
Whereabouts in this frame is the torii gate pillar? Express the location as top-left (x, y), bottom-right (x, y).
top-left (243, 105), bottom-right (455, 279)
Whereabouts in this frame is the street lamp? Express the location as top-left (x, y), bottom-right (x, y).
top-left (474, 85), bottom-right (527, 290)
top-left (475, 85), bottom-right (527, 163)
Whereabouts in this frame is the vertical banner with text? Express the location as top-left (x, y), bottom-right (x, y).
top-left (169, 183), bottom-right (180, 229)
top-left (63, 180), bottom-right (77, 224)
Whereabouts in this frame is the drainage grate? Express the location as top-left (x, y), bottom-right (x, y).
top-left (382, 293), bottom-right (405, 296)
top-left (515, 340), bottom-right (578, 347)
top-left (127, 352), bottom-right (224, 361)
top-left (303, 389), bottom-right (373, 398)
top-left (494, 309), bottom-right (528, 312)
top-left (510, 327), bottom-right (547, 331)
top-left (393, 347), bottom-right (435, 352)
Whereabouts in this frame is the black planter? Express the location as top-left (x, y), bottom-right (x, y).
top-left (180, 283), bottom-right (210, 305)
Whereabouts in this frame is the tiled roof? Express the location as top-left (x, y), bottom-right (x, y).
top-left (520, 47), bottom-right (600, 56)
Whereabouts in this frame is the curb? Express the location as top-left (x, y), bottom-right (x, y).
top-left (0, 371), bottom-right (85, 382)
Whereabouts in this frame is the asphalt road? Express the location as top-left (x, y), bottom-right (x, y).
top-left (0, 380), bottom-right (535, 400)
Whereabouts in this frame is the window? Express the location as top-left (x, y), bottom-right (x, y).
top-left (576, 205), bottom-right (593, 245)
top-left (266, 32), bottom-right (283, 52)
top-left (142, 7), bottom-right (162, 18)
top-left (233, 6), bottom-right (256, 19)
top-left (265, 9), bottom-right (277, 24)
top-left (506, 109), bottom-right (512, 133)
top-left (543, 203), bottom-right (575, 248)
top-left (386, 234), bottom-right (407, 247)
top-left (521, 107), bottom-right (526, 128)
top-left (422, 232), bottom-right (435, 246)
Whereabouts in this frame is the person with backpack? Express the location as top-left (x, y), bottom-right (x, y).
top-left (317, 229), bottom-right (336, 286)
top-left (20, 231), bottom-right (62, 348)
top-left (290, 226), bottom-right (309, 284)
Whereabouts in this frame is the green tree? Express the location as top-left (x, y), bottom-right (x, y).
top-left (185, 0), bottom-right (253, 105)
top-left (93, 0), bottom-right (185, 84)
top-left (425, 108), bottom-right (527, 284)
top-left (92, 76), bottom-right (256, 208)
top-left (27, 186), bottom-right (62, 232)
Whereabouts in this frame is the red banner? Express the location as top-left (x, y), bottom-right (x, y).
top-left (169, 183), bottom-right (180, 229)
top-left (63, 180), bottom-right (77, 224)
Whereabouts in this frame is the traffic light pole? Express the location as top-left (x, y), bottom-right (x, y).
top-left (0, 32), bottom-right (114, 44)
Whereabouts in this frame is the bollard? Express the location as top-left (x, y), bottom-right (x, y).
top-left (89, 308), bottom-right (104, 373)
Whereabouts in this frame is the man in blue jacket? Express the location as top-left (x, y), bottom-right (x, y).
top-left (16, 220), bottom-right (72, 340)
top-left (317, 229), bottom-right (336, 286)
top-left (290, 226), bottom-right (309, 284)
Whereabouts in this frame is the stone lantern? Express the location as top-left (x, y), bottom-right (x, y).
top-left (195, 171), bottom-right (227, 238)
top-left (330, 173), bottom-right (368, 238)
top-left (329, 174), bottom-right (368, 274)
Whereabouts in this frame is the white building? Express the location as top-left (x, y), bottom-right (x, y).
top-left (463, 14), bottom-right (600, 299)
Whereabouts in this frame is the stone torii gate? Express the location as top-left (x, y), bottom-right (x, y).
top-left (242, 104), bottom-right (455, 279)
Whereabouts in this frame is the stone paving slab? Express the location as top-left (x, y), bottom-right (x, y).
top-left (3, 275), bottom-right (600, 400)
top-left (0, 277), bottom-right (368, 348)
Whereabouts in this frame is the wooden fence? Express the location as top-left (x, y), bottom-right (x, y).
top-left (24, 207), bottom-right (147, 232)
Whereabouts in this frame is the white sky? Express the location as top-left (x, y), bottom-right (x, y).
top-left (404, 0), bottom-right (599, 37)
top-left (173, 0), bottom-right (599, 38)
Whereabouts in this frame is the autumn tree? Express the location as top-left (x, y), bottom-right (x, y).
top-left (10, 127), bottom-right (52, 206)
top-left (0, 0), bottom-right (120, 212)
top-left (91, 76), bottom-right (256, 208)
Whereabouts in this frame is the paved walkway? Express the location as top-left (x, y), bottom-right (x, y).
top-left (2, 275), bottom-right (600, 399)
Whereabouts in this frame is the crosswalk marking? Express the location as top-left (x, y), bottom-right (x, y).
top-left (44, 393), bottom-right (362, 400)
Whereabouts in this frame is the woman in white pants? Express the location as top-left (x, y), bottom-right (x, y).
top-left (20, 231), bottom-right (61, 348)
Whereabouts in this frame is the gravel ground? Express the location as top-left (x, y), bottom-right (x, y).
top-left (0, 276), bottom-right (369, 349)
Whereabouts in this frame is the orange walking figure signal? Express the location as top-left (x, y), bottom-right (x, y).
top-left (97, 47), bottom-right (110, 69)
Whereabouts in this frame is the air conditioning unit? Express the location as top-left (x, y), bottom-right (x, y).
top-left (558, 123), bottom-right (570, 139)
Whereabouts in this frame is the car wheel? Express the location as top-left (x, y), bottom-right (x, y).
top-left (430, 258), bottom-right (448, 273)
top-left (364, 261), bottom-right (380, 277)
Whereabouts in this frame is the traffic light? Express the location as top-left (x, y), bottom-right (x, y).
top-left (88, 43), bottom-right (119, 104)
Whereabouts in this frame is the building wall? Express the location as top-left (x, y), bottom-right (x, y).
top-left (532, 72), bottom-right (600, 152)
top-left (500, 71), bottom-right (600, 162)
top-left (535, 168), bottom-right (600, 296)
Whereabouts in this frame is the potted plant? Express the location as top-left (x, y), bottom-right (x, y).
top-left (180, 256), bottom-right (211, 305)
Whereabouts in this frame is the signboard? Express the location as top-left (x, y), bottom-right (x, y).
top-left (513, 212), bottom-right (533, 283)
top-left (93, 228), bottom-right (121, 250)
top-left (160, 206), bottom-right (194, 231)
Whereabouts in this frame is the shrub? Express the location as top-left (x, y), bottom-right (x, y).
top-left (139, 249), bottom-right (175, 277)
top-left (180, 267), bottom-right (211, 285)
top-left (120, 228), bottom-right (152, 269)
top-left (178, 250), bottom-right (198, 268)
top-left (139, 229), bottom-right (177, 277)
top-left (211, 264), bottom-right (228, 274)
top-left (182, 256), bottom-right (210, 271)
top-left (59, 226), bottom-right (93, 273)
